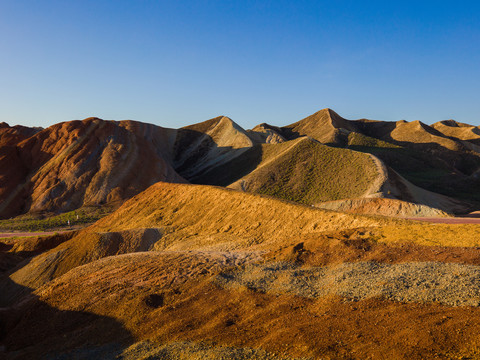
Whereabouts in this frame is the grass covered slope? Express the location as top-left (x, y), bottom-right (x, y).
top-left (228, 137), bottom-right (379, 204)
top-left (276, 109), bottom-right (480, 206)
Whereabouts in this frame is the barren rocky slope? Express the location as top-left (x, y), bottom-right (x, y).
top-left (3, 182), bottom-right (480, 359)
top-left (0, 118), bottom-right (186, 218)
top-left (2, 109), bottom-right (478, 220)
top-left (0, 115), bottom-right (281, 219)
top-left (3, 110), bottom-right (480, 359)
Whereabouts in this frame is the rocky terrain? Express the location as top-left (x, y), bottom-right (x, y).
top-left (2, 109), bottom-right (480, 359)
top-left (2, 182), bottom-right (480, 359)
top-left (0, 118), bottom-right (185, 218)
top-left (2, 109), bottom-right (478, 219)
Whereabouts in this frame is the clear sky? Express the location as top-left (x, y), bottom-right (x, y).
top-left (1, 0), bottom-right (479, 129)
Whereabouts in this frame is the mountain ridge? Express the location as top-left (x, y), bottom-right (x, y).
top-left (1, 108), bottom-right (479, 219)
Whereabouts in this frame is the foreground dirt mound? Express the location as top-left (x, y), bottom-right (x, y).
top-left (8, 181), bottom-right (479, 305)
top-left (0, 118), bottom-right (185, 218)
top-left (0, 228), bottom-right (162, 305)
top-left (0, 182), bottom-right (389, 302)
top-left (3, 183), bottom-right (480, 358)
top-left (92, 182), bottom-right (388, 245)
top-left (5, 250), bottom-right (480, 359)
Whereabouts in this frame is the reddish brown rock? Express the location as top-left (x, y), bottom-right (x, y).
top-left (0, 118), bottom-right (185, 218)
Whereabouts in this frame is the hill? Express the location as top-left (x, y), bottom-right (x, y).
top-left (173, 116), bottom-right (255, 182)
top-left (222, 136), bottom-right (466, 215)
top-left (316, 197), bottom-right (449, 217)
top-left (262, 108), bottom-right (480, 208)
top-left (0, 122), bottom-right (41, 147)
top-left (431, 120), bottom-right (480, 142)
top-left (228, 137), bottom-right (380, 204)
top-left (2, 110), bottom-right (479, 221)
top-left (0, 182), bottom-right (389, 305)
top-left (0, 115), bottom-right (273, 219)
top-left (3, 182), bottom-right (480, 358)
top-left (4, 109), bottom-right (480, 359)
top-left (0, 118), bottom-right (185, 218)
top-left (280, 108), bottom-right (355, 144)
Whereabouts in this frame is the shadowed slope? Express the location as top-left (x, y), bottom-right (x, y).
top-left (173, 116), bottom-right (255, 182)
top-left (0, 124), bottom-right (43, 219)
top-left (0, 123), bottom-right (41, 147)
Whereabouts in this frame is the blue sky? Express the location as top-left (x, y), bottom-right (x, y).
top-left (1, 0), bottom-right (479, 129)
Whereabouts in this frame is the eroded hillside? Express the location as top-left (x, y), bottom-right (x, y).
top-left (2, 109), bottom-right (479, 220)
top-left (3, 181), bottom-right (480, 359)
top-left (0, 119), bottom-right (185, 218)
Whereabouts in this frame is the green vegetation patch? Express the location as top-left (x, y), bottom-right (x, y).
top-left (0, 206), bottom-right (112, 232)
top-left (249, 139), bottom-right (379, 204)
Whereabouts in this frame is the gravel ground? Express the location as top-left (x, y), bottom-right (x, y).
top-left (216, 261), bottom-right (480, 307)
top-left (120, 341), bottom-right (313, 360)
top-left (37, 341), bottom-right (312, 360)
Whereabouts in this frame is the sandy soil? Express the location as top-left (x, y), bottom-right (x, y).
top-left (4, 184), bottom-right (480, 359)
top-left (5, 251), bottom-right (480, 359)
